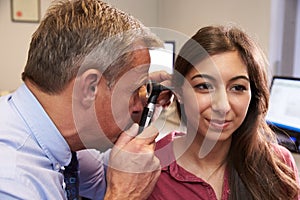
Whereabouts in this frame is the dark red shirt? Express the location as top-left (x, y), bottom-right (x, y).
top-left (148, 132), bottom-right (299, 200)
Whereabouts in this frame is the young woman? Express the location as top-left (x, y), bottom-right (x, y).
top-left (148, 25), bottom-right (300, 200)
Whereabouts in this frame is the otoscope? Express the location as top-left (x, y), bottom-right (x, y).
top-left (138, 82), bottom-right (172, 134)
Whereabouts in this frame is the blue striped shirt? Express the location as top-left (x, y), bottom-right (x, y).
top-left (0, 84), bottom-right (106, 199)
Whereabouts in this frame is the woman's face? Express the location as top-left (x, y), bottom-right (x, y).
top-left (182, 51), bottom-right (251, 142)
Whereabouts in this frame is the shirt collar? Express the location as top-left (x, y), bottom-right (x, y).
top-left (11, 83), bottom-right (72, 167)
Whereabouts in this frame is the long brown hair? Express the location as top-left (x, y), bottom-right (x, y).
top-left (173, 25), bottom-right (299, 199)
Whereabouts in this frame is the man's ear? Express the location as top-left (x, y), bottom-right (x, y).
top-left (80, 69), bottom-right (102, 108)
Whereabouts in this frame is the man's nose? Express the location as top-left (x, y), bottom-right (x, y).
top-left (130, 86), bottom-right (148, 122)
top-left (132, 94), bottom-right (147, 113)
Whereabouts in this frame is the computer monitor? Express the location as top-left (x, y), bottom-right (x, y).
top-left (149, 41), bottom-right (175, 74)
top-left (266, 76), bottom-right (300, 152)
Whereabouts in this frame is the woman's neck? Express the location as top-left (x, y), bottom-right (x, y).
top-left (173, 132), bottom-right (231, 179)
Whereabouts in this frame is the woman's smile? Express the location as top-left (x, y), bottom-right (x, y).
top-left (207, 118), bottom-right (231, 130)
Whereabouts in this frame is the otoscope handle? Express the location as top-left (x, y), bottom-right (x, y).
top-left (137, 81), bottom-right (172, 134)
top-left (138, 103), bottom-right (155, 134)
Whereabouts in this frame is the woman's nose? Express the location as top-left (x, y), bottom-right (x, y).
top-left (211, 88), bottom-right (230, 115)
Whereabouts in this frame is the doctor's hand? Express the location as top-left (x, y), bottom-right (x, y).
top-left (104, 123), bottom-right (161, 200)
top-left (149, 70), bottom-right (171, 85)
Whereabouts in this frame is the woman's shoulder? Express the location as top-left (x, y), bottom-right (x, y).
top-left (271, 143), bottom-right (297, 168)
top-left (156, 131), bottom-right (186, 150)
top-left (155, 131), bottom-right (186, 168)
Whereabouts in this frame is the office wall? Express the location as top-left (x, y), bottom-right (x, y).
top-left (0, 0), bottom-right (51, 91)
top-left (294, 1), bottom-right (300, 77)
top-left (0, 0), bottom-right (271, 91)
top-left (0, 0), bottom-right (158, 91)
top-left (105, 0), bottom-right (158, 26)
top-left (157, 0), bottom-right (271, 56)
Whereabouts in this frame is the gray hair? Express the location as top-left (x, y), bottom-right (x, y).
top-left (22, 0), bottom-right (162, 93)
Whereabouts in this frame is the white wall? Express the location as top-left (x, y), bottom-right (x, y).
top-left (104, 0), bottom-right (158, 26)
top-left (157, 0), bottom-right (271, 54)
top-left (0, 0), bottom-right (271, 91)
top-left (0, 0), bottom-right (158, 91)
top-left (269, 0), bottom-right (285, 76)
top-left (268, 0), bottom-right (300, 77)
top-left (294, 0), bottom-right (300, 77)
top-left (0, 0), bottom-right (51, 91)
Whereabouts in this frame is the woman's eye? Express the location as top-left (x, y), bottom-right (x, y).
top-left (231, 85), bottom-right (247, 92)
top-left (195, 83), bottom-right (214, 91)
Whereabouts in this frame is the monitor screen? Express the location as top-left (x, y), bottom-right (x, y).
top-left (149, 41), bottom-right (175, 74)
top-left (266, 76), bottom-right (300, 133)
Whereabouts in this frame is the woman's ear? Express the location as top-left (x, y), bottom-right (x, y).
top-left (79, 69), bottom-right (102, 108)
top-left (173, 88), bottom-right (183, 104)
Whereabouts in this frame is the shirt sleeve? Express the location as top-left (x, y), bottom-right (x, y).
top-left (0, 146), bottom-right (42, 199)
top-left (77, 149), bottom-right (107, 200)
top-left (0, 178), bottom-right (42, 200)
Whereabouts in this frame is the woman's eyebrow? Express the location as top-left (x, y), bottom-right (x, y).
top-left (229, 75), bottom-right (250, 82)
top-left (191, 74), bottom-right (250, 84)
top-left (191, 74), bottom-right (215, 81)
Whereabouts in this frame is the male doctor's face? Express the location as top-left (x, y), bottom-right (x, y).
top-left (91, 47), bottom-right (151, 149)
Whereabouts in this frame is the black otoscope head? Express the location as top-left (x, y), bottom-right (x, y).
top-left (147, 82), bottom-right (172, 104)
